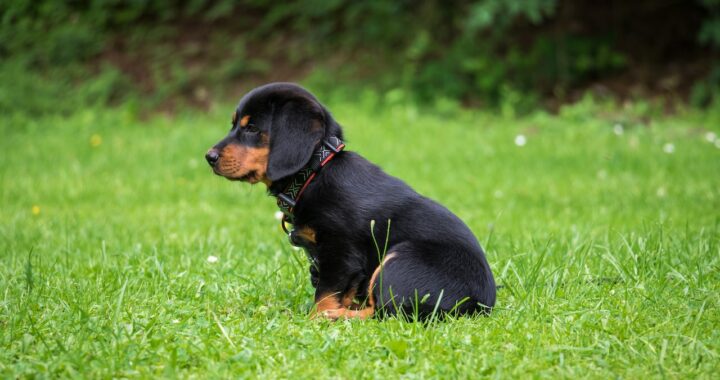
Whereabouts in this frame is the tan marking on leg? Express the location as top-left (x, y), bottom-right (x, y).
top-left (321, 306), bottom-right (375, 320)
top-left (367, 252), bottom-right (397, 308)
top-left (311, 292), bottom-right (342, 320)
top-left (341, 287), bottom-right (357, 308)
top-left (312, 289), bottom-right (374, 321)
top-left (310, 253), bottom-right (397, 321)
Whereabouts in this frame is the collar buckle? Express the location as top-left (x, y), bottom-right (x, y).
top-left (323, 137), bottom-right (343, 153)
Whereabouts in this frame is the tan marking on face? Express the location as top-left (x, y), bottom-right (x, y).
top-left (240, 115), bottom-right (251, 127)
top-left (214, 144), bottom-right (269, 184)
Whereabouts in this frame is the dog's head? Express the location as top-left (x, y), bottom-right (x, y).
top-left (206, 83), bottom-right (338, 185)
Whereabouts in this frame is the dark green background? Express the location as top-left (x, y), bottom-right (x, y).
top-left (2, 0), bottom-right (719, 115)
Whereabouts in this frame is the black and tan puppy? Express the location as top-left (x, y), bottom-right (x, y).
top-left (206, 83), bottom-right (495, 320)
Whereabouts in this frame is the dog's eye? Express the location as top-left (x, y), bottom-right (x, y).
top-left (246, 124), bottom-right (260, 134)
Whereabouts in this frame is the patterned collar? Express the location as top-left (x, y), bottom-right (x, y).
top-left (274, 136), bottom-right (345, 232)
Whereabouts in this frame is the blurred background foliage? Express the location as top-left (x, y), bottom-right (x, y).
top-left (1, 0), bottom-right (718, 116)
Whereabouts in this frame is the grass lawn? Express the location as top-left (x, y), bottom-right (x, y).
top-left (1, 97), bottom-right (719, 378)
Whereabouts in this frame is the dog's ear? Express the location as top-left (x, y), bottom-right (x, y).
top-left (266, 99), bottom-right (325, 181)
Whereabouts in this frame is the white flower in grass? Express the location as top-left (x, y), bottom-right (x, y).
top-left (705, 131), bottom-right (717, 143)
top-left (207, 255), bottom-right (219, 263)
top-left (514, 134), bottom-right (527, 147)
top-left (172, 319), bottom-right (180, 324)
top-left (613, 123), bottom-right (624, 135)
top-left (663, 143), bottom-right (675, 154)
top-left (656, 187), bottom-right (667, 198)
top-left (274, 211), bottom-right (284, 221)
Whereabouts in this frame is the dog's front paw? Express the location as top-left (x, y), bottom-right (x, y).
top-left (311, 308), bottom-right (345, 321)
top-left (310, 307), bottom-right (375, 321)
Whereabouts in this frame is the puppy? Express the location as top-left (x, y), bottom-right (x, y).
top-left (206, 83), bottom-right (495, 319)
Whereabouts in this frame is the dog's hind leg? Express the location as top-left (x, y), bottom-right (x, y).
top-left (370, 243), bottom-right (493, 319)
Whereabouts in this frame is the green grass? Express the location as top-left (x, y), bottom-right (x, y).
top-left (1, 98), bottom-right (719, 378)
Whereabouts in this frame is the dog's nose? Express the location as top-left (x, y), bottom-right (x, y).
top-left (205, 149), bottom-right (220, 167)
